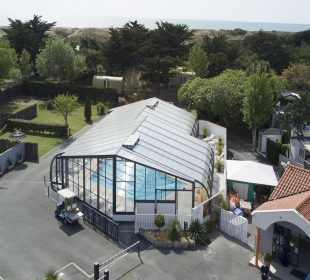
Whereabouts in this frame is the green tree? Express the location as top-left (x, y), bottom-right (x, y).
top-left (4, 15), bottom-right (56, 73)
top-left (243, 66), bottom-right (274, 149)
top-left (84, 95), bottom-right (92, 122)
top-left (52, 94), bottom-right (79, 128)
top-left (188, 43), bottom-right (208, 78)
top-left (124, 68), bottom-right (143, 101)
top-left (36, 39), bottom-right (86, 82)
top-left (0, 39), bottom-right (19, 81)
top-left (278, 93), bottom-right (310, 135)
top-left (282, 63), bottom-right (310, 91)
top-left (243, 30), bottom-right (290, 73)
top-left (19, 49), bottom-right (31, 80)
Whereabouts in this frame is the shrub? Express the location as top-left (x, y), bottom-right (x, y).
top-left (84, 95), bottom-right (92, 122)
top-left (266, 139), bottom-right (288, 165)
top-left (167, 218), bottom-right (182, 241)
top-left (7, 118), bottom-right (68, 136)
top-left (189, 219), bottom-right (205, 244)
top-left (263, 252), bottom-right (272, 262)
top-left (215, 159), bottom-right (224, 172)
top-left (218, 195), bottom-right (230, 211)
top-left (45, 269), bottom-right (58, 280)
top-left (46, 100), bottom-right (54, 110)
top-left (202, 127), bottom-right (208, 138)
top-left (154, 214), bottom-right (165, 230)
top-left (216, 144), bottom-right (224, 155)
top-left (217, 136), bottom-right (224, 146)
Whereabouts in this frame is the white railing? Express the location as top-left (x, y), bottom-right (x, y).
top-left (220, 208), bottom-right (248, 243)
top-left (135, 213), bottom-right (192, 233)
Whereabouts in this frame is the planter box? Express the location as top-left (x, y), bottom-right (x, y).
top-left (140, 229), bottom-right (195, 249)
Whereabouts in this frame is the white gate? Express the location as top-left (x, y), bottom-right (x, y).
top-left (220, 209), bottom-right (248, 243)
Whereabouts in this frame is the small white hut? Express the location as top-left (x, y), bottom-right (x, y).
top-left (92, 75), bottom-right (123, 94)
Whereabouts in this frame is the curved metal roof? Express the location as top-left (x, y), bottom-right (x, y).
top-left (62, 98), bottom-right (213, 185)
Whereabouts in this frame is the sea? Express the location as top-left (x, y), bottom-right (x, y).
top-left (57, 17), bottom-right (310, 32)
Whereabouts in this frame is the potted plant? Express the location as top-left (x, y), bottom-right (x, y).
top-left (202, 127), bottom-right (208, 138)
top-left (263, 252), bottom-right (272, 266)
top-left (215, 159), bottom-right (224, 172)
top-left (7, 158), bottom-right (14, 170)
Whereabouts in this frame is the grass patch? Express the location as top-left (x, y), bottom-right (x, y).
top-left (0, 98), bottom-right (102, 157)
top-left (0, 131), bottom-right (63, 158)
top-left (0, 102), bottom-right (30, 114)
top-left (36, 101), bottom-right (100, 134)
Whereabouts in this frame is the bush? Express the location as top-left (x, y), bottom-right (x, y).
top-left (202, 127), bottom-right (208, 138)
top-left (263, 252), bottom-right (272, 262)
top-left (167, 218), bottom-right (182, 241)
top-left (26, 81), bottom-right (118, 104)
top-left (154, 214), bottom-right (165, 230)
top-left (7, 118), bottom-right (67, 136)
top-left (218, 195), bottom-right (230, 211)
top-left (215, 159), bottom-right (224, 172)
top-left (45, 269), bottom-right (58, 280)
top-left (216, 144), bottom-right (224, 155)
top-left (189, 219), bottom-right (205, 244)
top-left (266, 139), bottom-right (288, 165)
top-left (217, 136), bottom-right (224, 146)
top-left (46, 100), bottom-right (54, 110)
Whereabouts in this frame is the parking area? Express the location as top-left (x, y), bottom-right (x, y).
top-left (0, 150), bottom-right (120, 280)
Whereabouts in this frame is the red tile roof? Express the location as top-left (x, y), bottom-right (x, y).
top-left (269, 165), bottom-right (310, 201)
top-left (256, 191), bottom-right (310, 221)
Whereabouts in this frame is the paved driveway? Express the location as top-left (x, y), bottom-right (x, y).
top-left (0, 133), bottom-right (120, 280)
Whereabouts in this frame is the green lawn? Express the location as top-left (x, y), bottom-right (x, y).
top-left (0, 99), bottom-right (102, 157)
top-left (0, 102), bottom-right (30, 114)
top-left (36, 101), bottom-right (100, 134)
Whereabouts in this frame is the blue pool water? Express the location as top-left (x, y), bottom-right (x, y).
top-left (90, 159), bottom-right (188, 201)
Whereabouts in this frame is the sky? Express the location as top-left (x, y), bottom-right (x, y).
top-left (1, 0), bottom-right (310, 27)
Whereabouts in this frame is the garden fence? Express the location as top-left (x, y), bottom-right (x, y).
top-left (220, 208), bottom-right (248, 243)
top-left (134, 213), bottom-right (192, 233)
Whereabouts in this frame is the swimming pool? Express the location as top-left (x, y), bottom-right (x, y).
top-left (91, 159), bottom-right (188, 201)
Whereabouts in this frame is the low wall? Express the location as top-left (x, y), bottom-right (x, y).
top-left (0, 142), bottom-right (25, 172)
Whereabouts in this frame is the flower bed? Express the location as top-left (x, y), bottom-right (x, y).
top-left (140, 229), bottom-right (195, 249)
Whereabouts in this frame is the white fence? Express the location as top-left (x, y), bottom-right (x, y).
top-left (220, 209), bottom-right (248, 243)
top-left (135, 214), bottom-right (192, 233)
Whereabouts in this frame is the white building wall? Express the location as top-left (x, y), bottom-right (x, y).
top-left (261, 135), bottom-right (282, 153)
top-left (259, 224), bottom-right (274, 255)
top-left (136, 202), bottom-right (175, 215)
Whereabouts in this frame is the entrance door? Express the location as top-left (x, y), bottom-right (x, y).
top-left (288, 230), bottom-right (299, 267)
top-left (299, 236), bottom-right (310, 272)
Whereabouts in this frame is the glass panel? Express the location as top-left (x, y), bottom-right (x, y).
top-left (136, 164), bottom-right (146, 200)
top-left (145, 167), bottom-right (155, 200)
top-left (156, 171), bottom-right (166, 191)
top-left (106, 159), bottom-right (113, 180)
top-left (166, 175), bottom-right (175, 190)
top-left (177, 178), bottom-right (192, 190)
top-left (116, 159), bottom-right (126, 181)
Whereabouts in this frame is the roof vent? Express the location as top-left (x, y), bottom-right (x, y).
top-left (123, 134), bottom-right (140, 150)
top-left (146, 99), bottom-right (158, 110)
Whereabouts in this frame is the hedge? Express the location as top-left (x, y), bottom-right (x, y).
top-left (0, 84), bottom-right (22, 103)
top-left (0, 139), bottom-right (19, 154)
top-left (7, 118), bottom-right (68, 137)
top-left (24, 81), bottom-right (119, 104)
top-left (266, 138), bottom-right (289, 165)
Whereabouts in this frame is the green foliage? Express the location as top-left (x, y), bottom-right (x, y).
top-left (217, 136), bottom-right (224, 146)
top-left (36, 39), bottom-right (86, 82)
top-left (0, 39), bottom-right (19, 81)
top-left (7, 118), bottom-right (68, 136)
top-left (167, 218), bottom-right (182, 241)
top-left (45, 269), bottom-right (58, 280)
top-left (97, 102), bottom-right (107, 116)
top-left (215, 159), bottom-right (224, 172)
top-left (124, 68), bottom-right (143, 99)
top-left (189, 219), bottom-right (205, 244)
top-left (263, 252), bottom-right (272, 262)
top-left (26, 81), bottom-right (118, 103)
top-left (218, 195), bottom-right (230, 211)
top-left (154, 214), bottom-right (165, 229)
top-left (243, 30), bottom-right (290, 73)
top-left (84, 95), bottom-right (92, 122)
top-left (216, 144), bottom-right (224, 155)
top-left (278, 92), bottom-right (310, 134)
top-left (282, 63), bottom-right (310, 91)
top-left (243, 63), bottom-right (274, 148)
top-left (266, 139), bottom-right (289, 165)
top-left (4, 15), bottom-right (56, 73)
top-left (188, 43), bottom-right (208, 78)
top-left (19, 49), bottom-right (31, 80)
top-left (202, 127), bottom-right (208, 138)
top-left (52, 94), bottom-right (79, 127)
